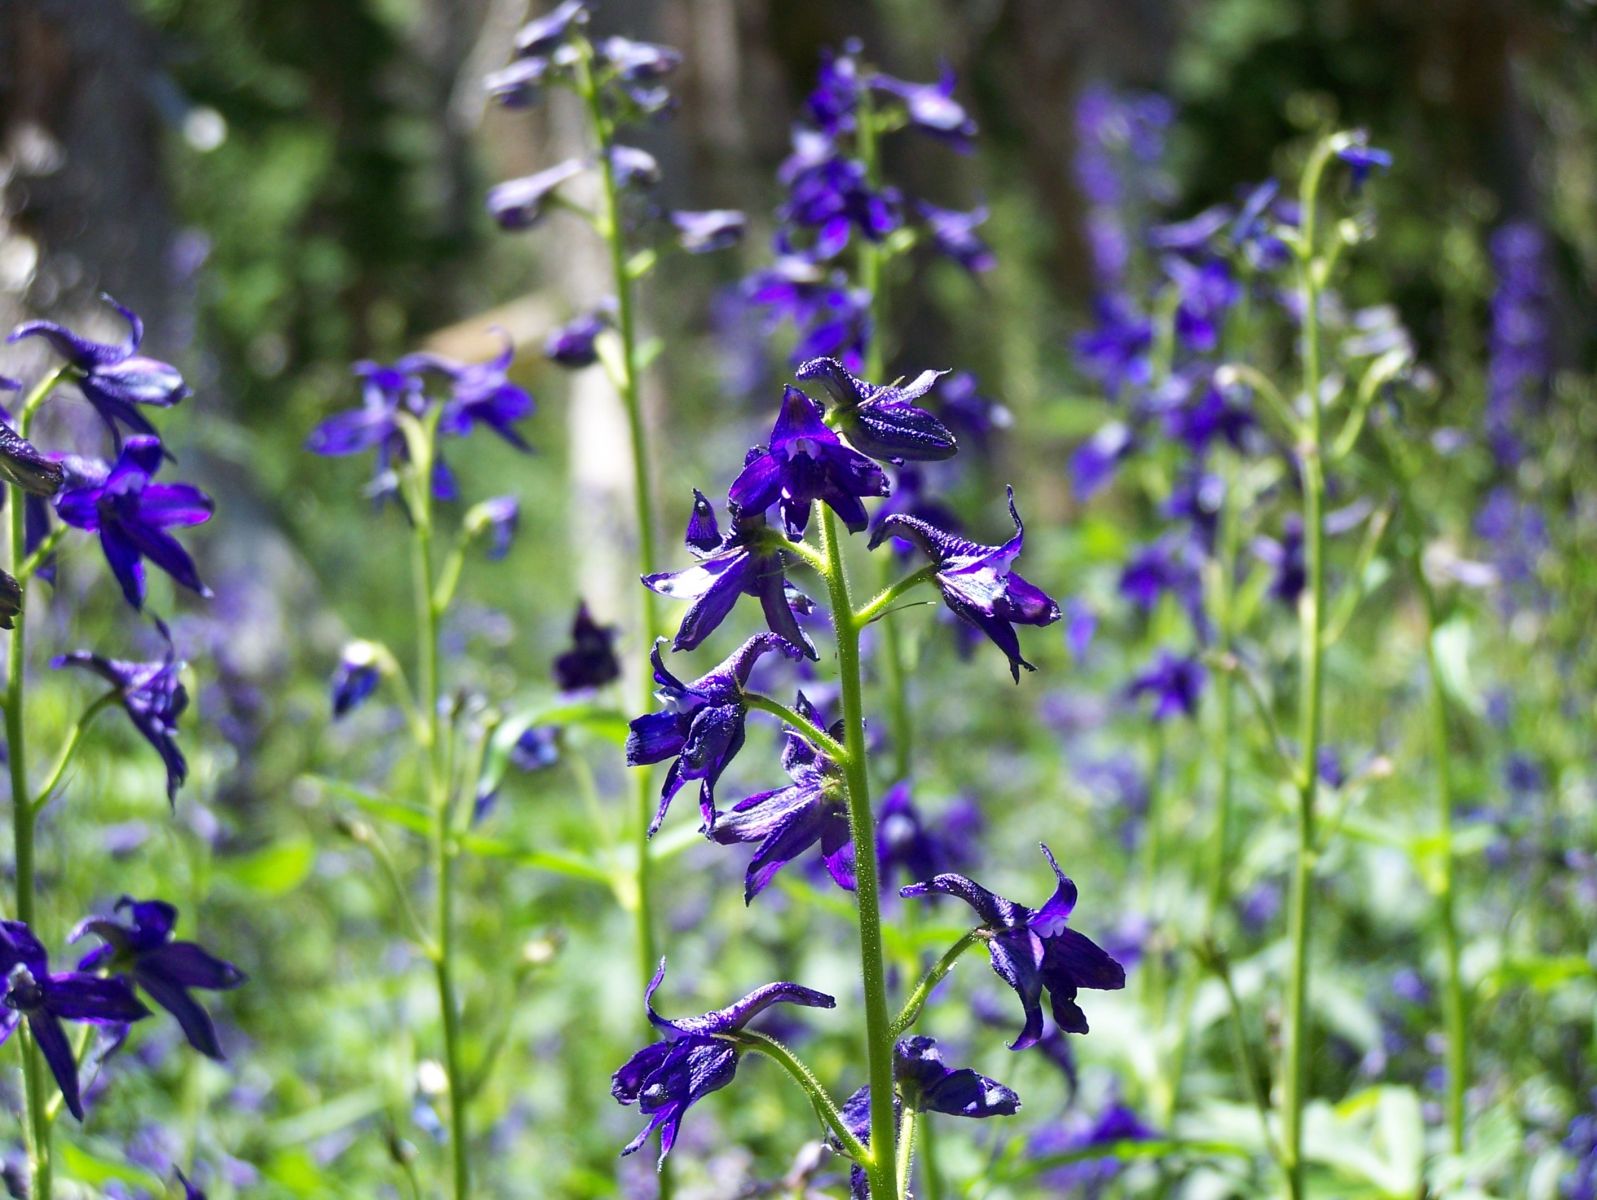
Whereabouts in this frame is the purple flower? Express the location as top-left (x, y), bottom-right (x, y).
top-left (0, 421), bottom-right (66, 497)
top-left (935, 372), bottom-right (1011, 451)
top-left (552, 600), bottom-right (621, 691)
top-left (1166, 257), bottom-right (1238, 354)
top-left (870, 487), bottom-right (1061, 681)
top-left (1334, 132), bottom-right (1392, 190)
top-left (901, 844), bottom-right (1125, 1048)
top-left (626, 634), bottom-right (805, 835)
top-left (1071, 421), bottom-right (1134, 501)
top-left (1166, 372), bottom-right (1253, 454)
top-left (71, 897), bottom-right (245, 1060)
top-left (779, 131), bottom-right (900, 255)
top-left (1028, 1102), bottom-right (1158, 1193)
top-left (728, 385), bottom-right (890, 539)
top-left (1118, 536), bottom-right (1203, 617)
top-left (473, 495), bottom-right (521, 559)
top-left (486, 159), bottom-right (586, 230)
top-left (710, 693), bottom-right (853, 902)
top-left (0, 920), bottom-right (150, 1121)
top-left (8, 297), bottom-right (190, 446)
top-left (795, 356), bottom-right (956, 464)
top-left (805, 43), bottom-right (862, 136)
top-left (174, 1169), bottom-right (206, 1200)
top-left (405, 338), bottom-right (535, 453)
top-left (1074, 295), bottom-right (1152, 396)
top-left (869, 67), bottom-right (977, 149)
top-left (876, 781), bottom-right (978, 893)
top-left (917, 201), bottom-right (996, 273)
top-left (742, 256), bottom-right (872, 371)
top-left (545, 307), bottom-right (611, 368)
top-left (1254, 515), bottom-right (1305, 605)
top-left (512, 0), bottom-right (588, 58)
top-left (54, 436), bottom-right (212, 609)
top-left (1485, 222), bottom-right (1552, 468)
top-left (894, 1035), bottom-right (1020, 1117)
top-left (1127, 649), bottom-right (1206, 721)
top-left (671, 210), bottom-right (746, 254)
top-left (53, 620), bottom-right (191, 802)
top-left (613, 959), bottom-right (835, 1167)
top-left (609, 145), bottom-right (661, 189)
top-left (645, 490), bottom-right (815, 657)
top-left (330, 642), bottom-right (382, 718)
top-left (1148, 205), bottom-right (1231, 254)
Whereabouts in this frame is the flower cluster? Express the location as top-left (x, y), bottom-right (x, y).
top-left (741, 41), bottom-right (995, 372)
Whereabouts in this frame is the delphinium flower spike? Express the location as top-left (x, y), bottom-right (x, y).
top-left (613, 959), bottom-right (836, 1167)
top-left (70, 898), bottom-right (245, 1060)
top-left (626, 634), bottom-right (805, 834)
top-left (901, 844), bottom-right (1125, 1048)
top-left (869, 486), bottom-right (1061, 681)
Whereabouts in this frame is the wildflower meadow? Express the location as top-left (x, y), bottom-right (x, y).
top-left (0, 1), bottom-right (1593, 1197)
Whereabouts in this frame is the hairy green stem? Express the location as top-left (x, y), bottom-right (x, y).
top-left (8, 373), bottom-right (58, 1199)
top-left (574, 37), bottom-right (663, 1020)
top-left (730, 1030), bottom-right (867, 1161)
top-left (819, 507), bottom-right (898, 1199)
top-left (744, 692), bottom-right (849, 762)
top-left (33, 692), bottom-right (118, 814)
top-left (891, 931), bottom-right (981, 1037)
top-left (1279, 138), bottom-right (1335, 1200)
top-left (408, 425), bottom-right (471, 1200)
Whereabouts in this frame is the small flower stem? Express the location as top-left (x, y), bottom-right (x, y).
top-left (6, 372), bottom-right (59, 1200)
top-left (890, 930), bottom-right (981, 1038)
top-left (407, 424), bottom-right (471, 1200)
top-left (574, 37), bottom-right (663, 1019)
top-left (743, 692), bottom-right (848, 763)
top-left (852, 565), bottom-right (938, 629)
top-left (31, 691), bottom-right (118, 814)
top-left (819, 506), bottom-right (899, 1200)
top-left (895, 1106), bottom-right (918, 1194)
top-left (1279, 137), bottom-right (1336, 1200)
top-left (729, 1029), bottom-right (868, 1162)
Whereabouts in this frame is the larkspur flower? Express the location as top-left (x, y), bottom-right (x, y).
top-left (935, 371), bottom-right (1011, 451)
top-left (875, 780), bottom-right (978, 892)
top-left (1118, 536), bottom-right (1204, 617)
top-left (0, 920), bottom-right (150, 1121)
top-left (405, 338), bottom-right (536, 453)
top-left (71, 898), bottom-right (245, 1060)
top-left (626, 634), bottom-right (804, 834)
top-left (1254, 515), bottom-right (1306, 605)
top-left (779, 130), bottom-right (900, 256)
top-left (552, 600), bottom-right (621, 691)
top-left (901, 844), bottom-right (1126, 1048)
top-left (1333, 132), bottom-right (1392, 190)
top-left (710, 693), bottom-right (852, 902)
top-left (671, 210), bottom-right (747, 254)
top-left (1074, 295), bottom-right (1153, 396)
top-left (545, 310), bottom-right (609, 368)
top-left (729, 385), bottom-right (890, 539)
top-left (1028, 1102), bottom-right (1158, 1194)
top-left (1166, 257), bottom-right (1238, 354)
top-left (869, 66), bottom-right (977, 149)
top-left (613, 960), bottom-right (835, 1167)
top-left (512, 0), bottom-right (588, 58)
top-left (609, 145), bottom-right (661, 189)
top-left (833, 1037), bottom-right (1018, 1197)
top-left (54, 620), bottom-right (190, 801)
top-left (486, 159), bottom-right (586, 230)
top-left (330, 641), bottom-right (383, 718)
top-left (473, 726), bottom-right (560, 823)
top-left (1127, 649), bottom-right (1206, 721)
top-left (645, 490), bottom-right (815, 656)
top-left (0, 420), bottom-right (65, 496)
top-left (1148, 205), bottom-right (1232, 254)
top-left (917, 201), bottom-right (996, 273)
top-left (870, 487), bottom-right (1061, 681)
top-left (471, 495), bottom-right (521, 559)
top-left (8, 296), bottom-right (189, 446)
top-left (1071, 421), bottom-right (1135, 501)
top-left (54, 436), bottom-right (213, 609)
top-left (795, 356), bottom-right (956, 464)
top-left (805, 42), bottom-right (862, 136)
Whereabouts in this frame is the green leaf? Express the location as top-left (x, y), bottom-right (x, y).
top-left (56, 1141), bottom-right (158, 1189)
top-left (221, 837), bottom-right (315, 897)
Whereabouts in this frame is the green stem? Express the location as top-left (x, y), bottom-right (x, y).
top-left (744, 693), bottom-right (848, 762)
top-left (409, 435), bottom-right (470, 1200)
top-left (895, 1106), bottom-right (917, 1196)
top-left (730, 1030), bottom-right (867, 1161)
top-left (919, 1110), bottom-right (945, 1200)
top-left (32, 691), bottom-right (118, 813)
top-left (853, 564), bottom-right (938, 628)
top-left (1279, 137), bottom-right (1335, 1200)
top-left (819, 507), bottom-right (898, 1199)
top-left (8, 373), bottom-right (55, 1199)
top-left (891, 930), bottom-right (981, 1037)
top-left (574, 37), bottom-right (662, 1013)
